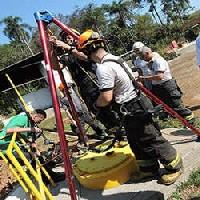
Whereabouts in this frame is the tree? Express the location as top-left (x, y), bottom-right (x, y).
top-left (161, 0), bottom-right (191, 24)
top-left (0, 16), bottom-right (34, 55)
top-left (102, 0), bottom-right (136, 28)
top-left (67, 3), bottom-right (107, 33)
top-left (0, 43), bottom-right (29, 69)
top-left (146, 0), bottom-right (164, 25)
top-left (133, 14), bottom-right (158, 45)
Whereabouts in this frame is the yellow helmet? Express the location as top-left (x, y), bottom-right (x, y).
top-left (78, 30), bottom-right (105, 52)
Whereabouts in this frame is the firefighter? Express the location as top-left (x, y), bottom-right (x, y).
top-left (58, 83), bottom-right (108, 140)
top-left (77, 29), bottom-right (183, 185)
top-left (49, 32), bottom-right (109, 139)
top-left (50, 31), bottom-right (121, 131)
top-left (132, 41), bottom-right (152, 90)
top-left (139, 46), bottom-right (195, 123)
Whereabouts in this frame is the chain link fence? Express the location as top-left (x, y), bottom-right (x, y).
top-left (0, 77), bottom-right (48, 116)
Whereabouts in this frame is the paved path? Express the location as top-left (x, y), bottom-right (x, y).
top-left (6, 128), bottom-right (200, 200)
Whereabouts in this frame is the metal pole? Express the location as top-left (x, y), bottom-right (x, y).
top-left (57, 68), bottom-right (88, 146)
top-left (113, 58), bottom-right (200, 136)
top-left (138, 83), bottom-right (200, 136)
top-left (52, 18), bottom-right (79, 40)
top-left (47, 15), bottom-right (87, 145)
top-left (36, 19), bottom-right (77, 200)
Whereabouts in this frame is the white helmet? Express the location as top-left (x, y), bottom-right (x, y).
top-left (132, 41), bottom-right (144, 52)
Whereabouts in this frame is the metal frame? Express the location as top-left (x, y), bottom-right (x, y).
top-left (34, 10), bottom-right (78, 200)
top-left (0, 133), bottom-right (54, 200)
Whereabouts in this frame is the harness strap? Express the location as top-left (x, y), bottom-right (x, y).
top-left (102, 58), bottom-right (140, 93)
top-left (102, 58), bottom-right (149, 113)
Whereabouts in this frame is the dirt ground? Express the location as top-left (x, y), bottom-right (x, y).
top-left (0, 42), bottom-right (200, 199)
top-left (0, 160), bottom-right (16, 199)
top-left (170, 42), bottom-right (200, 117)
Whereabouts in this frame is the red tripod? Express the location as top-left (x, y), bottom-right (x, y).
top-left (34, 11), bottom-right (81, 200)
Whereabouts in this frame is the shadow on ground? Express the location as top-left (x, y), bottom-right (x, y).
top-left (169, 129), bottom-right (194, 136)
top-left (50, 180), bottom-right (165, 200)
top-left (79, 189), bottom-right (165, 200)
top-left (189, 105), bottom-right (200, 112)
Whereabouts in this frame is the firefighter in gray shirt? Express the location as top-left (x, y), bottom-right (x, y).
top-left (77, 30), bottom-right (183, 185)
top-left (140, 46), bottom-right (194, 122)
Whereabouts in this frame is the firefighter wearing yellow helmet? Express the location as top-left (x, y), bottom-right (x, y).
top-left (78, 29), bottom-right (183, 185)
top-left (78, 30), bottom-right (105, 55)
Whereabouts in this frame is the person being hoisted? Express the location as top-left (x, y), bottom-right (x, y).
top-left (49, 30), bottom-right (121, 133)
top-left (77, 29), bottom-right (183, 185)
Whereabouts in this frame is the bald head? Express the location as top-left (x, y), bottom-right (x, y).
top-left (141, 46), bottom-right (153, 61)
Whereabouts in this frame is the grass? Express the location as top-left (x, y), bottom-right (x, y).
top-left (40, 111), bottom-right (71, 131)
top-left (36, 111), bottom-right (95, 152)
top-left (158, 118), bottom-right (184, 129)
top-left (169, 169), bottom-right (200, 200)
top-left (36, 112), bottom-right (74, 152)
top-left (156, 116), bottom-right (200, 130)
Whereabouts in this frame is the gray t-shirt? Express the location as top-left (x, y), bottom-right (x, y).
top-left (151, 54), bottom-right (172, 85)
top-left (134, 56), bottom-right (152, 89)
top-left (96, 54), bottom-right (137, 104)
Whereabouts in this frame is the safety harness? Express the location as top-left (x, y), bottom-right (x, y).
top-left (102, 58), bottom-right (150, 114)
top-left (95, 58), bottom-right (152, 152)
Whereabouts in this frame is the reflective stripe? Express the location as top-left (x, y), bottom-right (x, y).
top-left (163, 154), bottom-right (181, 169)
top-left (185, 113), bottom-right (194, 121)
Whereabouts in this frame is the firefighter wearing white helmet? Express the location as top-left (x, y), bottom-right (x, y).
top-left (132, 41), bottom-right (144, 52)
top-left (78, 30), bottom-right (183, 185)
top-left (132, 41), bottom-right (152, 89)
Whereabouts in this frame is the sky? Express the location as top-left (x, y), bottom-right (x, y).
top-left (0, 0), bottom-right (200, 45)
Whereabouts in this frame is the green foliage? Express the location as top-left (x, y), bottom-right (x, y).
top-left (0, 1), bottom-right (197, 67)
top-left (67, 3), bottom-right (107, 33)
top-left (0, 43), bottom-right (29, 70)
top-left (0, 16), bottom-right (31, 42)
top-left (157, 116), bottom-right (200, 130)
top-left (0, 44), bottom-right (15, 69)
top-left (161, 0), bottom-right (192, 23)
top-left (170, 169), bottom-right (200, 199)
top-left (157, 117), bottom-right (184, 129)
top-left (132, 14), bottom-right (158, 45)
top-left (28, 28), bottom-right (42, 54)
top-left (0, 79), bottom-right (47, 116)
top-left (0, 16), bottom-right (34, 55)
top-left (0, 16), bottom-right (38, 69)
top-left (0, 90), bottom-right (21, 116)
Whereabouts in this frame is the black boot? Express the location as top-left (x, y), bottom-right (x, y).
top-left (70, 124), bottom-right (77, 134)
top-left (42, 165), bottom-right (65, 184)
top-left (92, 126), bottom-right (109, 140)
top-left (47, 170), bottom-right (65, 183)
